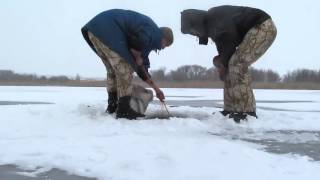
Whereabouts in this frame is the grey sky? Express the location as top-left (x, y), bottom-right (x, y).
top-left (1, 0), bottom-right (319, 78)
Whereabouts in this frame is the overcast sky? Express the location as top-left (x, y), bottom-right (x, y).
top-left (1, 0), bottom-right (319, 78)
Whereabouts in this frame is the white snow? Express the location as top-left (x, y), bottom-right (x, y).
top-left (0, 86), bottom-right (320, 180)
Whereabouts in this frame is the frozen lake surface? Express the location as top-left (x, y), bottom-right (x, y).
top-left (0, 86), bottom-right (320, 180)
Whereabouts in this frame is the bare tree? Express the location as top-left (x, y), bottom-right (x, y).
top-left (283, 69), bottom-right (320, 83)
top-left (251, 68), bottom-right (280, 82)
top-left (150, 68), bottom-right (166, 81)
top-left (168, 65), bottom-right (207, 81)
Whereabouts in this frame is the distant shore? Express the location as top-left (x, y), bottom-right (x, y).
top-left (1, 80), bottom-right (320, 90)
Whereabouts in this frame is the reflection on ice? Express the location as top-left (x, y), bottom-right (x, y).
top-left (209, 129), bottom-right (320, 161)
top-left (145, 103), bottom-right (320, 161)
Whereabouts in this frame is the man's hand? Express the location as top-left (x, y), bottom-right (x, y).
top-left (213, 55), bottom-right (223, 68)
top-left (155, 88), bottom-right (165, 102)
top-left (145, 79), bottom-right (165, 102)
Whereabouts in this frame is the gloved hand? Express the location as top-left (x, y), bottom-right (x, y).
top-left (213, 55), bottom-right (223, 68)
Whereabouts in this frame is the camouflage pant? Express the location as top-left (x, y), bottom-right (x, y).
top-left (224, 19), bottom-right (277, 112)
top-left (88, 32), bottom-right (134, 97)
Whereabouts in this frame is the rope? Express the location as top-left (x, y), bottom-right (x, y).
top-left (160, 101), bottom-right (171, 117)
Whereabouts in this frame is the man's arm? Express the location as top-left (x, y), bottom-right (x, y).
top-left (212, 20), bottom-right (238, 68)
top-left (215, 36), bottom-right (237, 68)
top-left (213, 37), bottom-right (236, 81)
top-left (130, 48), bottom-right (165, 102)
top-left (212, 30), bottom-right (237, 81)
top-left (213, 55), bottom-right (226, 81)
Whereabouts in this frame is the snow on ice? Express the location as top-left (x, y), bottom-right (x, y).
top-left (0, 86), bottom-right (320, 180)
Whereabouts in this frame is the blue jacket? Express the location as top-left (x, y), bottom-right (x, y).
top-left (81, 9), bottom-right (163, 71)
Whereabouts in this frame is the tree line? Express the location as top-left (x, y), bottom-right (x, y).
top-left (0, 70), bottom-right (80, 82)
top-left (1, 67), bottom-right (320, 83)
top-left (149, 65), bottom-right (320, 83)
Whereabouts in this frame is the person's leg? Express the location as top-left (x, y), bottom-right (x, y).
top-left (87, 32), bottom-right (144, 119)
top-left (227, 64), bottom-right (255, 112)
top-left (108, 55), bottom-right (147, 119)
top-left (104, 49), bottom-right (134, 98)
top-left (100, 44), bottom-right (147, 119)
top-left (227, 65), bottom-right (256, 122)
top-left (222, 74), bottom-right (233, 116)
top-left (226, 19), bottom-right (277, 121)
top-left (87, 32), bottom-right (118, 113)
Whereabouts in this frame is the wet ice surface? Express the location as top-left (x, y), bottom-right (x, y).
top-left (149, 96), bottom-right (320, 161)
top-left (242, 130), bottom-right (320, 161)
top-left (161, 99), bottom-right (320, 112)
top-left (209, 129), bottom-right (320, 161)
top-left (150, 99), bottom-right (320, 161)
top-left (0, 101), bottom-right (54, 105)
top-left (1, 87), bottom-right (320, 179)
top-left (0, 165), bottom-right (96, 180)
top-left (162, 94), bottom-right (320, 161)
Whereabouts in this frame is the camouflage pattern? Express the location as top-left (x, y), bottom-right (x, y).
top-left (88, 32), bottom-right (134, 98)
top-left (224, 19), bottom-right (277, 112)
top-left (87, 32), bottom-right (154, 114)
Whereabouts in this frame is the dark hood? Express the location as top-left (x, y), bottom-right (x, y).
top-left (181, 9), bottom-right (208, 45)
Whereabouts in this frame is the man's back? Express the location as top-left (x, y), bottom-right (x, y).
top-left (81, 9), bottom-right (162, 70)
top-left (207, 5), bottom-right (270, 42)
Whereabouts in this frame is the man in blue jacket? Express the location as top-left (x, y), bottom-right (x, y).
top-left (82, 9), bottom-right (173, 119)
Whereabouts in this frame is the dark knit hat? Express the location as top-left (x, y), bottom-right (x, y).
top-left (160, 27), bottom-right (174, 46)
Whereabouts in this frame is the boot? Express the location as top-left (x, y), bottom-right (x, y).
top-left (230, 112), bottom-right (258, 123)
top-left (106, 92), bottom-right (118, 114)
top-left (212, 110), bottom-right (231, 116)
top-left (220, 110), bottom-right (231, 116)
top-left (116, 96), bottom-right (145, 119)
top-left (247, 112), bottom-right (258, 118)
top-left (229, 112), bottom-right (247, 123)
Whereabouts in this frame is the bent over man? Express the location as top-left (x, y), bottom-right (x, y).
top-left (82, 9), bottom-right (173, 119)
top-left (181, 5), bottom-right (277, 122)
